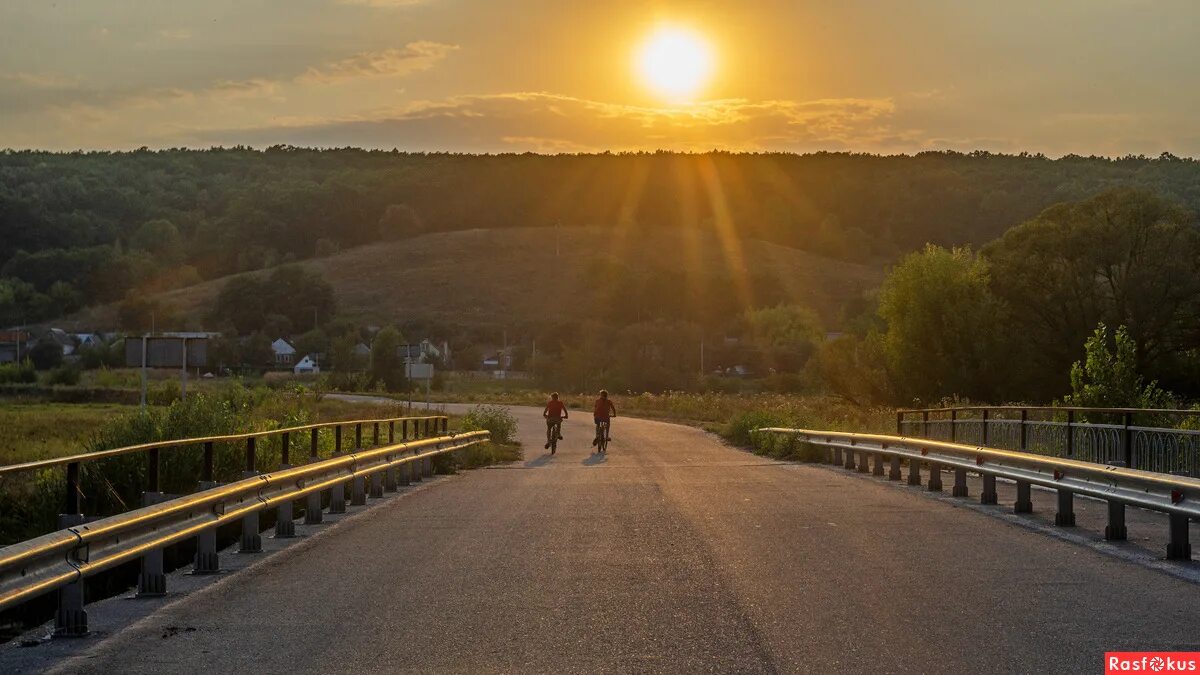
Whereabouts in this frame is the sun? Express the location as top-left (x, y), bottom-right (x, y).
top-left (635, 26), bottom-right (715, 101)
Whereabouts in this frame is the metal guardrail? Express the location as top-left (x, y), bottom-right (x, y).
top-left (896, 406), bottom-right (1200, 476)
top-left (0, 429), bottom-right (489, 637)
top-left (754, 428), bottom-right (1197, 562)
top-left (0, 415), bottom-right (450, 528)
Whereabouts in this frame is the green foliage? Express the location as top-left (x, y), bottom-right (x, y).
top-left (28, 341), bottom-right (63, 370)
top-left (724, 410), bottom-right (788, 447)
top-left (743, 304), bottom-right (823, 372)
top-left (44, 364), bottom-right (81, 386)
top-left (369, 326), bottom-right (407, 392)
top-left (1063, 324), bottom-right (1174, 410)
top-left (460, 404), bottom-right (518, 445)
top-left (984, 187), bottom-right (1200, 399)
top-left (212, 265), bottom-right (336, 335)
top-left (878, 245), bottom-right (1007, 404)
top-left (0, 359), bottom-right (36, 384)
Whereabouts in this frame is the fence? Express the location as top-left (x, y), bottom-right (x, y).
top-left (896, 406), bottom-right (1200, 477)
top-left (755, 428), bottom-right (1197, 562)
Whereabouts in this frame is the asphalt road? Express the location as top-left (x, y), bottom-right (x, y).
top-left (31, 407), bottom-right (1200, 674)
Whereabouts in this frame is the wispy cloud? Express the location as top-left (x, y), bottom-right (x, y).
top-left (298, 42), bottom-right (457, 84)
top-left (195, 92), bottom-right (912, 152)
top-left (335, 0), bottom-right (427, 7)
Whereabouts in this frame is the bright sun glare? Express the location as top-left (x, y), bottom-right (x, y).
top-left (635, 26), bottom-right (714, 101)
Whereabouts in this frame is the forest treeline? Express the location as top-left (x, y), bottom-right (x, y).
top-left (3, 147), bottom-right (1200, 325)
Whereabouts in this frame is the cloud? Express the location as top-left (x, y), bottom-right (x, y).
top-left (194, 92), bottom-right (913, 153)
top-left (298, 42), bottom-right (457, 84)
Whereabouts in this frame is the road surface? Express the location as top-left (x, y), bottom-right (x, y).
top-left (22, 407), bottom-right (1200, 673)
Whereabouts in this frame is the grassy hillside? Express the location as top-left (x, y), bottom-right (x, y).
top-left (63, 226), bottom-right (882, 332)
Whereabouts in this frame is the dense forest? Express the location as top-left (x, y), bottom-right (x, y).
top-left (3, 148), bottom-right (1200, 326)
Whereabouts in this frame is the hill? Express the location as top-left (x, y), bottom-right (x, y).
top-left (62, 226), bottom-right (882, 334)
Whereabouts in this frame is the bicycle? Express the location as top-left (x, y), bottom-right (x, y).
top-left (595, 419), bottom-right (610, 454)
top-left (546, 418), bottom-right (564, 455)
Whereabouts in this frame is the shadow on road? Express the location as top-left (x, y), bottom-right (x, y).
top-left (582, 452), bottom-right (607, 466)
top-left (525, 454), bottom-right (555, 468)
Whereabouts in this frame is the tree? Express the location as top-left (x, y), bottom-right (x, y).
top-left (242, 332), bottom-right (274, 369)
top-left (985, 188), bottom-right (1200, 398)
top-left (369, 326), bottom-right (407, 391)
top-left (29, 341), bottom-right (63, 370)
top-left (1062, 323), bottom-right (1173, 410)
top-left (330, 332), bottom-right (364, 372)
top-left (743, 304), bottom-right (823, 373)
top-left (877, 245), bottom-right (1008, 403)
top-left (129, 219), bottom-right (182, 261)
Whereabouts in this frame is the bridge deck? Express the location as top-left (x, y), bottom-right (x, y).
top-left (14, 407), bottom-right (1200, 673)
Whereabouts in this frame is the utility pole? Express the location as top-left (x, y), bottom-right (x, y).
top-left (700, 338), bottom-right (705, 376)
top-left (140, 335), bottom-right (148, 411)
top-left (180, 337), bottom-right (188, 403)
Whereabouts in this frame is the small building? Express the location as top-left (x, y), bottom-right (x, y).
top-left (0, 330), bottom-right (30, 364)
top-left (293, 354), bottom-right (320, 375)
top-left (44, 328), bottom-right (77, 357)
top-left (73, 333), bottom-right (104, 349)
top-left (353, 343), bottom-right (371, 359)
top-left (398, 339), bottom-right (447, 364)
top-left (271, 338), bottom-right (297, 366)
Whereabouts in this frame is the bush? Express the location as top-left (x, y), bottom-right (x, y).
top-left (45, 365), bottom-right (81, 386)
top-left (0, 359), bottom-right (37, 384)
top-left (723, 410), bottom-right (788, 447)
top-left (460, 404), bottom-right (518, 445)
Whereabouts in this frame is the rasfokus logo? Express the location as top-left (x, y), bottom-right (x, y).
top-left (1106, 653), bottom-right (1199, 673)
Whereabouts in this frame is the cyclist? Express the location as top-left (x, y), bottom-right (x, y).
top-left (592, 389), bottom-right (617, 447)
top-left (543, 392), bottom-right (568, 450)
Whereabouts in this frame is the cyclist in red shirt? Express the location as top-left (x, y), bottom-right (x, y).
top-left (592, 389), bottom-right (616, 446)
top-left (543, 392), bottom-right (568, 450)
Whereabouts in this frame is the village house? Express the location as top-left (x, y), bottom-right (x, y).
top-left (271, 338), bottom-right (297, 366)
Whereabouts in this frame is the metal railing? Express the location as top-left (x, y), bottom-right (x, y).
top-left (896, 406), bottom-right (1200, 476)
top-left (0, 427), bottom-right (489, 637)
top-left (0, 414), bottom-right (451, 528)
top-left (755, 427), bottom-right (1197, 562)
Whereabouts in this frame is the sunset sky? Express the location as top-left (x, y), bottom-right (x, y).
top-left (1, 0), bottom-right (1197, 155)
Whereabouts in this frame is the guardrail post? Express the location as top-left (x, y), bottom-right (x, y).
top-left (927, 462), bottom-right (943, 491)
top-left (54, 513), bottom-right (88, 638)
top-left (423, 419), bottom-right (434, 476)
top-left (1167, 514), bottom-right (1191, 560)
top-left (351, 425), bottom-right (367, 506)
top-left (952, 468), bottom-right (968, 497)
top-left (843, 447), bottom-right (855, 470)
top-left (412, 446), bottom-right (423, 482)
top-left (872, 452), bottom-right (885, 476)
top-left (138, 492), bottom-right (167, 597)
top-left (384, 421), bottom-right (399, 492)
top-left (1019, 409), bottom-right (1028, 451)
top-left (330, 426), bottom-right (346, 513)
top-left (276, 432), bottom-right (296, 538)
top-left (1122, 412), bottom-right (1134, 470)
top-left (441, 417), bottom-right (448, 434)
top-left (306, 428), bottom-right (323, 525)
top-left (240, 437), bottom-right (263, 553)
top-left (907, 455), bottom-right (921, 486)
top-left (981, 474), bottom-right (997, 505)
top-left (1105, 501), bottom-right (1127, 541)
top-left (64, 460), bottom-right (82, 517)
top-left (1065, 410), bottom-right (1075, 457)
top-left (1014, 481), bottom-right (1032, 513)
top-left (1055, 489), bottom-right (1076, 527)
top-left (888, 453), bottom-right (902, 481)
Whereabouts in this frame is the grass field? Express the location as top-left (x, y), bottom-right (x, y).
top-left (0, 403), bottom-right (136, 465)
top-left (60, 226), bottom-right (882, 331)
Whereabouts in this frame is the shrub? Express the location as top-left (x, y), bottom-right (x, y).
top-left (460, 404), bottom-right (518, 445)
top-left (0, 359), bottom-right (37, 384)
top-left (45, 365), bottom-right (81, 386)
top-left (723, 410), bottom-right (787, 447)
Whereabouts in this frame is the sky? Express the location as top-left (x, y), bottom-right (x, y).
top-left (1, 0), bottom-right (1198, 155)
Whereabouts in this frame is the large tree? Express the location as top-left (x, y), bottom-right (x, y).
top-left (984, 187), bottom-right (1200, 397)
